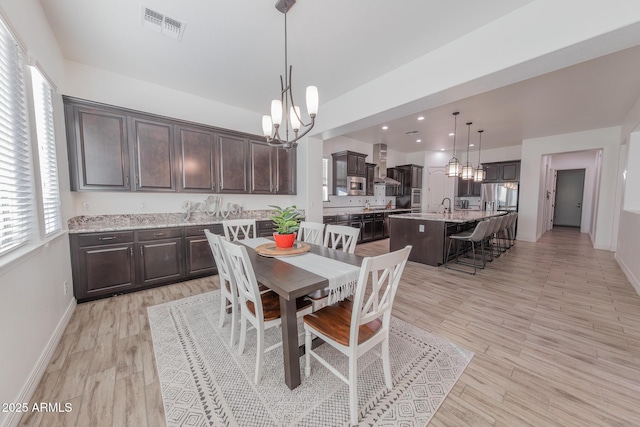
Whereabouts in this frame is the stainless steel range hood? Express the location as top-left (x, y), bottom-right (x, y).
top-left (372, 143), bottom-right (400, 186)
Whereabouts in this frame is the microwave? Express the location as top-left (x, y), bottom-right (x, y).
top-left (347, 176), bottom-right (366, 196)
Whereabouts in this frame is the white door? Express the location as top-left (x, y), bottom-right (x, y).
top-left (554, 169), bottom-right (585, 227)
top-left (426, 166), bottom-right (453, 212)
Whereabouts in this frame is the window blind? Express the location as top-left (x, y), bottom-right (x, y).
top-left (31, 66), bottom-right (61, 235)
top-left (0, 19), bottom-right (33, 255)
top-left (322, 157), bottom-right (329, 201)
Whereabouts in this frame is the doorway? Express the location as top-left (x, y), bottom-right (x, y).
top-left (426, 166), bottom-right (453, 212)
top-left (554, 169), bottom-right (585, 227)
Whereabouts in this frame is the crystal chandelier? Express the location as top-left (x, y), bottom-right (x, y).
top-left (473, 130), bottom-right (486, 182)
top-left (446, 112), bottom-right (461, 177)
top-left (461, 121), bottom-right (474, 180)
top-left (261, 0), bottom-right (318, 150)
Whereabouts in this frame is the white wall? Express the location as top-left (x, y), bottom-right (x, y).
top-left (519, 127), bottom-right (622, 249)
top-left (0, 2), bottom-right (74, 426)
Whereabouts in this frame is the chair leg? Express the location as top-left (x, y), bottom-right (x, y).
top-left (471, 241), bottom-right (477, 274)
top-left (349, 356), bottom-right (358, 425)
top-left (382, 336), bottom-right (392, 390)
top-left (219, 293), bottom-right (227, 329)
top-left (255, 326), bottom-right (265, 384)
top-left (238, 315), bottom-right (247, 355)
top-left (304, 328), bottom-right (312, 377)
top-left (229, 299), bottom-right (237, 347)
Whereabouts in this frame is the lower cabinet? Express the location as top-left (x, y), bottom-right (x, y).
top-left (257, 220), bottom-right (275, 238)
top-left (70, 224), bottom-right (223, 302)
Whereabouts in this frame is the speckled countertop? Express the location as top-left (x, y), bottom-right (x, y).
top-left (67, 210), bottom-right (298, 233)
top-left (322, 207), bottom-right (411, 216)
top-left (388, 210), bottom-right (506, 223)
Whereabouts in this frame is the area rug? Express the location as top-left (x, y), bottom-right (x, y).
top-left (148, 290), bottom-right (473, 426)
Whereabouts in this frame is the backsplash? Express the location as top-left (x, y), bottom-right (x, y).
top-left (323, 184), bottom-right (395, 209)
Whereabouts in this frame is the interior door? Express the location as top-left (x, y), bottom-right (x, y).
top-left (426, 166), bottom-right (452, 212)
top-left (554, 169), bottom-right (585, 227)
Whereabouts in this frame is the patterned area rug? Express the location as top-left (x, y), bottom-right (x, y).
top-left (148, 291), bottom-right (473, 426)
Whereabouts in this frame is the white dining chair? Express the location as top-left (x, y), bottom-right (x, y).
top-left (304, 245), bottom-right (412, 425)
top-left (324, 224), bottom-right (359, 253)
top-left (204, 230), bottom-right (239, 346)
top-left (222, 219), bottom-right (256, 241)
top-left (297, 221), bottom-right (325, 245)
top-left (221, 238), bottom-right (312, 384)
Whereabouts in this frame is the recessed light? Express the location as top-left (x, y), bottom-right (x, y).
top-left (382, 125), bottom-right (389, 130)
top-left (416, 139), bottom-right (422, 143)
top-left (440, 148), bottom-right (445, 151)
top-left (417, 116), bottom-right (424, 121)
top-left (449, 132), bottom-right (455, 136)
top-left (470, 144), bottom-right (475, 147)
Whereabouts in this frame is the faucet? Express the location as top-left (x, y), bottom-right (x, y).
top-left (441, 197), bottom-right (452, 214)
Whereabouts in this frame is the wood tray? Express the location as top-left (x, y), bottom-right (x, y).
top-left (255, 241), bottom-right (311, 257)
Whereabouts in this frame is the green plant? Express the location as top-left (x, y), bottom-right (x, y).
top-left (269, 205), bottom-right (302, 235)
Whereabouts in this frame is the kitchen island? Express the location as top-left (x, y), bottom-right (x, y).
top-left (389, 211), bottom-right (506, 266)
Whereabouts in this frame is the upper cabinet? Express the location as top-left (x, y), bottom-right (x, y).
top-left (482, 161), bottom-right (520, 183)
top-left (65, 103), bottom-right (131, 191)
top-left (396, 164), bottom-right (423, 191)
top-left (333, 151), bottom-right (367, 178)
top-left (366, 163), bottom-right (376, 196)
top-left (63, 97), bottom-right (296, 195)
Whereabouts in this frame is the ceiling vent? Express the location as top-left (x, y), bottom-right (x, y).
top-left (142, 6), bottom-right (186, 40)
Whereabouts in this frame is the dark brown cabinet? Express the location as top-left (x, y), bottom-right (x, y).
top-left (176, 125), bottom-right (216, 192)
top-left (396, 164), bottom-right (423, 194)
top-left (386, 168), bottom-right (405, 196)
top-left (257, 220), bottom-right (275, 238)
top-left (64, 97), bottom-right (296, 195)
top-left (65, 104), bottom-right (131, 191)
top-left (374, 213), bottom-right (385, 239)
top-left (482, 161), bottom-right (520, 183)
top-left (457, 177), bottom-right (481, 197)
top-left (366, 163), bottom-right (376, 195)
top-left (137, 228), bottom-right (183, 285)
top-left (130, 116), bottom-right (175, 191)
top-left (347, 153), bottom-right (367, 176)
top-left (184, 225), bottom-right (222, 277)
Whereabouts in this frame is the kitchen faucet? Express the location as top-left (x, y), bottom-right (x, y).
top-left (441, 197), bottom-right (452, 214)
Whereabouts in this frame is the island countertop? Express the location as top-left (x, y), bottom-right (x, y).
top-left (388, 210), bottom-right (506, 223)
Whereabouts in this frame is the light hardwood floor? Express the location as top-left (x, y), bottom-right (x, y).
top-left (19, 227), bottom-right (640, 426)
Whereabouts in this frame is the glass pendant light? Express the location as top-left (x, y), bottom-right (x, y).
top-left (461, 122), bottom-right (474, 180)
top-left (474, 130), bottom-right (486, 182)
top-left (446, 112), bottom-right (461, 177)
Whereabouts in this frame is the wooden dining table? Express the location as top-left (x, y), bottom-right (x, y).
top-left (240, 240), bottom-right (363, 390)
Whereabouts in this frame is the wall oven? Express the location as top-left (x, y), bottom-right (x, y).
top-left (347, 176), bottom-right (366, 196)
top-left (410, 188), bottom-right (422, 212)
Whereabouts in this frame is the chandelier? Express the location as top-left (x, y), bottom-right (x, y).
top-left (446, 112), bottom-right (461, 177)
top-left (261, 0), bottom-right (318, 150)
top-left (461, 121), bottom-right (474, 180)
top-left (473, 130), bottom-right (486, 182)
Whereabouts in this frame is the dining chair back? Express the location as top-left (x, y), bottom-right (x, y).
top-left (297, 221), bottom-right (325, 245)
top-left (303, 245), bottom-right (412, 425)
top-left (204, 230), bottom-right (238, 346)
top-left (324, 224), bottom-right (359, 253)
top-left (221, 238), bottom-right (312, 384)
top-left (222, 219), bottom-right (256, 241)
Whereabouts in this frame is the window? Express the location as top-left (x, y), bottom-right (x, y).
top-left (31, 67), bottom-right (61, 235)
top-left (322, 157), bottom-right (329, 201)
top-left (0, 19), bottom-right (33, 255)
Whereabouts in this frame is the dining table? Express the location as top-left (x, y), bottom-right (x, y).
top-left (238, 239), bottom-right (364, 390)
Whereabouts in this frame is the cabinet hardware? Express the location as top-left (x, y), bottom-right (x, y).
top-left (130, 247), bottom-right (133, 257)
top-left (98, 236), bottom-right (116, 241)
top-left (140, 247), bottom-right (143, 257)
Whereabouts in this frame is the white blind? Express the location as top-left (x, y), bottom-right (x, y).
top-left (31, 66), bottom-right (61, 235)
top-left (0, 19), bottom-right (33, 255)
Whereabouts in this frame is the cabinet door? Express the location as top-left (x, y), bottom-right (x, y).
top-left (357, 156), bottom-right (366, 175)
top-left (138, 238), bottom-right (184, 286)
top-left (130, 117), bottom-right (175, 191)
top-left (249, 140), bottom-right (274, 194)
top-left (366, 163), bottom-right (375, 195)
top-left (374, 218), bottom-right (385, 239)
top-left (78, 243), bottom-right (136, 298)
top-left (176, 125), bottom-right (215, 192)
top-left (185, 236), bottom-right (216, 277)
top-left (68, 106), bottom-right (131, 190)
top-left (275, 147), bottom-right (296, 194)
top-left (362, 219), bottom-right (374, 241)
top-left (415, 167), bottom-right (423, 189)
top-left (218, 134), bottom-right (248, 193)
top-left (471, 180), bottom-right (482, 196)
top-left (484, 164), bottom-right (500, 182)
top-left (346, 153), bottom-right (358, 175)
top-left (502, 162), bottom-right (520, 181)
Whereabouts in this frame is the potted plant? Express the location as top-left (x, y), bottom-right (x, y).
top-left (269, 204), bottom-right (302, 248)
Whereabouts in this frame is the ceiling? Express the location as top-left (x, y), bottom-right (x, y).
top-left (38, 0), bottom-right (640, 153)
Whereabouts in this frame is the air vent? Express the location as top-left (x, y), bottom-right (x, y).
top-left (142, 6), bottom-right (186, 40)
top-left (405, 130), bottom-right (419, 135)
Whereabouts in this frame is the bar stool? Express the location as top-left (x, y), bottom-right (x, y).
top-left (445, 219), bottom-right (491, 275)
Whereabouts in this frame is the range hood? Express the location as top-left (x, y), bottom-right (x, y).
top-left (372, 143), bottom-right (401, 186)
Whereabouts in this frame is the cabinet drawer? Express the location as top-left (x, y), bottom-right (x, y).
top-left (374, 213), bottom-right (385, 218)
top-left (77, 231), bottom-right (134, 247)
top-left (350, 214), bottom-right (363, 221)
top-left (137, 227), bottom-right (181, 241)
top-left (323, 216), bottom-right (336, 224)
top-left (257, 220), bottom-right (275, 231)
top-left (184, 224), bottom-right (223, 237)
top-left (363, 213), bottom-right (374, 220)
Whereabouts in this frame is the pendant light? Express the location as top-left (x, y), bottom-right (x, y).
top-left (474, 130), bottom-right (486, 182)
top-left (446, 112), bottom-right (461, 177)
top-left (461, 122), bottom-right (474, 180)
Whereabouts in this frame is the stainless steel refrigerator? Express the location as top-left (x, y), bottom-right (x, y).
top-left (481, 182), bottom-right (519, 211)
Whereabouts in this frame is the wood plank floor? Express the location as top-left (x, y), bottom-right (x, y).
top-left (19, 227), bottom-right (640, 426)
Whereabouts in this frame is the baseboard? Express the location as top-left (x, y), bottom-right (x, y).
top-left (4, 298), bottom-right (76, 427)
top-left (615, 253), bottom-right (640, 296)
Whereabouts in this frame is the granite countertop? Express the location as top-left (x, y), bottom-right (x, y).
top-left (322, 207), bottom-right (410, 216)
top-left (388, 210), bottom-right (506, 223)
top-left (67, 210), bottom-right (291, 234)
